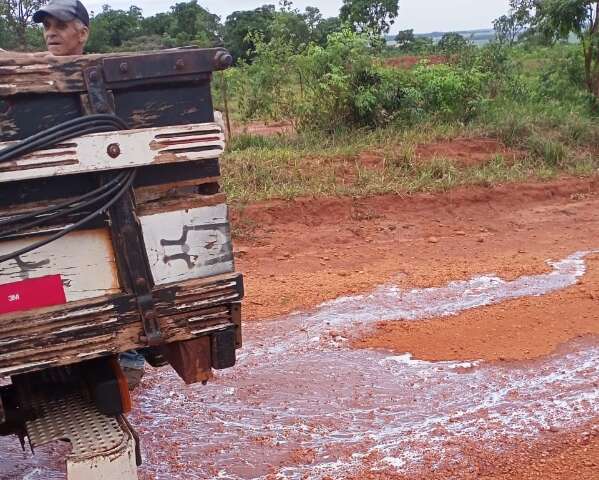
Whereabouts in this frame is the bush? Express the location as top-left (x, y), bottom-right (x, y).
top-left (410, 63), bottom-right (488, 122)
top-left (536, 46), bottom-right (589, 104)
top-left (229, 29), bottom-right (493, 130)
top-left (233, 32), bottom-right (301, 121)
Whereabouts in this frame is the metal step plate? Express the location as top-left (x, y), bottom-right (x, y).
top-left (26, 392), bottom-right (125, 458)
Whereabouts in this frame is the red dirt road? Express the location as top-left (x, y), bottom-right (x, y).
top-left (227, 176), bottom-right (599, 479)
top-left (3, 175), bottom-right (599, 479)
top-left (233, 177), bottom-right (599, 323)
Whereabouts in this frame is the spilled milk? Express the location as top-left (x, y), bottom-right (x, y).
top-left (3, 252), bottom-right (598, 480)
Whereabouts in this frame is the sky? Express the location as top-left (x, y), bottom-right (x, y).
top-left (84, 0), bottom-right (511, 34)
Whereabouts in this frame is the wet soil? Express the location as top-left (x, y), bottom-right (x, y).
top-left (3, 176), bottom-right (599, 479)
top-left (354, 254), bottom-right (599, 362)
top-left (233, 177), bottom-right (599, 322)
top-left (350, 423), bottom-right (599, 479)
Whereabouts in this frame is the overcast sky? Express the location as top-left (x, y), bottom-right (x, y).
top-left (84, 0), bottom-right (511, 33)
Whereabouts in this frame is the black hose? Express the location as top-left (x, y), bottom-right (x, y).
top-left (0, 171), bottom-right (128, 228)
top-left (0, 115), bottom-right (127, 164)
top-left (0, 171), bottom-right (129, 237)
top-left (0, 114), bottom-right (135, 265)
top-left (0, 170), bottom-right (136, 264)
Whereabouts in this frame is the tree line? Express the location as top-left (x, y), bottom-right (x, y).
top-left (1, 0), bottom-right (597, 101)
top-left (0, 0), bottom-right (399, 60)
top-left (493, 1), bottom-right (598, 100)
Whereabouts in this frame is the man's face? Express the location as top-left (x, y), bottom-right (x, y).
top-left (42, 15), bottom-right (88, 56)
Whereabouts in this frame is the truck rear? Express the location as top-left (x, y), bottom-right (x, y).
top-left (0, 47), bottom-right (242, 478)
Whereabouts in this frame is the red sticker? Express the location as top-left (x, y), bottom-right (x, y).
top-left (0, 275), bottom-right (66, 315)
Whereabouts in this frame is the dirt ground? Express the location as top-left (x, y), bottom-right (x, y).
top-left (231, 120), bottom-right (294, 136)
top-left (3, 172), bottom-right (599, 479)
top-left (227, 175), bottom-right (599, 479)
top-left (413, 137), bottom-right (525, 167)
top-left (233, 176), bottom-right (599, 322)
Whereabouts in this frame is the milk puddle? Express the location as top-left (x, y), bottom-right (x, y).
top-left (3, 251), bottom-right (598, 480)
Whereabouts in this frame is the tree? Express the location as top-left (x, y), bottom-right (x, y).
top-left (494, 15), bottom-right (519, 45)
top-left (303, 6), bottom-right (322, 31)
top-left (271, 10), bottom-right (309, 49)
top-left (394, 29), bottom-right (433, 53)
top-left (493, 0), bottom-right (533, 45)
top-left (301, 6), bottom-right (341, 45)
top-left (0, 15), bottom-right (13, 49)
top-left (311, 16), bottom-right (342, 45)
top-left (120, 34), bottom-right (177, 51)
top-left (437, 32), bottom-right (470, 54)
top-left (86, 5), bottom-right (142, 52)
top-left (168, 0), bottom-right (222, 46)
top-left (527, 1), bottom-right (599, 99)
top-left (3, 0), bottom-right (44, 48)
top-left (395, 28), bottom-right (414, 49)
top-left (339, 0), bottom-right (399, 38)
top-left (223, 5), bottom-right (276, 61)
top-left (141, 12), bottom-right (173, 36)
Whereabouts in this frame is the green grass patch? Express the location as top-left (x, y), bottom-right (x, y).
top-left (221, 123), bottom-right (599, 203)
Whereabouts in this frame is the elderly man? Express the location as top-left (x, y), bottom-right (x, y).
top-left (33, 0), bottom-right (90, 56)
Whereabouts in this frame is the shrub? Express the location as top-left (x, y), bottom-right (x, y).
top-left (410, 63), bottom-right (488, 122)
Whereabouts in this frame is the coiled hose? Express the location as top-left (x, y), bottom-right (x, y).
top-left (0, 114), bottom-right (136, 265)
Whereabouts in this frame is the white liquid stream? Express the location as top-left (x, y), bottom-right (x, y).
top-left (3, 252), bottom-right (598, 480)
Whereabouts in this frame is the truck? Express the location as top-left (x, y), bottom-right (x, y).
top-left (0, 47), bottom-right (243, 479)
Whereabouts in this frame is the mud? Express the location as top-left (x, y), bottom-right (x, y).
top-left (2, 176), bottom-right (599, 479)
top-left (233, 177), bottom-right (599, 321)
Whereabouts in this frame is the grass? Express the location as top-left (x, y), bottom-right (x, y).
top-left (221, 120), bottom-right (599, 203)
top-left (219, 45), bottom-right (599, 204)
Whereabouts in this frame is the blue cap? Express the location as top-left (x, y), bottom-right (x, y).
top-left (33, 0), bottom-right (90, 27)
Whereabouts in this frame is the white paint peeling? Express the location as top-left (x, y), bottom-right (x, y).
top-left (0, 123), bottom-right (224, 183)
top-left (0, 229), bottom-right (120, 303)
top-left (140, 204), bottom-right (234, 285)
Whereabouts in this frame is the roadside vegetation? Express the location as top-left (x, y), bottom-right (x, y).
top-left (214, 1), bottom-right (599, 202)
top-left (2, 0), bottom-right (598, 203)
top-left (218, 39), bottom-right (598, 200)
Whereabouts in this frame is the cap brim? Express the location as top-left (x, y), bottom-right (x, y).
top-left (33, 7), bottom-right (76, 23)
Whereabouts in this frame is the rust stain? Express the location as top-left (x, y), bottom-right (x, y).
top-left (130, 109), bottom-right (160, 129)
top-left (0, 117), bottom-right (18, 138)
top-left (0, 159), bottom-right (78, 173)
top-left (153, 152), bottom-right (180, 163)
top-left (20, 150), bottom-right (77, 160)
top-left (79, 228), bottom-right (121, 292)
top-left (150, 136), bottom-right (222, 149)
top-left (154, 128), bottom-right (221, 139)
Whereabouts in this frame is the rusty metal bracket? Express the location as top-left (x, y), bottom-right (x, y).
top-left (109, 190), bottom-right (162, 346)
top-left (102, 48), bottom-right (232, 86)
top-left (83, 66), bottom-right (113, 114)
top-left (77, 70), bottom-right (162, 346)
top-left (136, 291), bottom-right (161, 346)
top-left (231, 302), bottom-right (242, 349)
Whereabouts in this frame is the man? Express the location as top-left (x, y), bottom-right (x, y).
top-left (32, 0), bottom-right (147, 389)
top-left (33, 0), bottom-right (90, 56)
